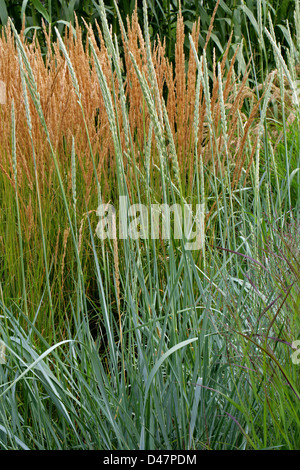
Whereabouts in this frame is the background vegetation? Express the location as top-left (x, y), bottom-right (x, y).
top-left (0, 1), bottom-right (297, 67)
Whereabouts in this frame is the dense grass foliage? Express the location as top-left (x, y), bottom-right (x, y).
top-left (0, 0), bottom-right (297, 72)
top-left (0, 0), bottom-right (299, 450)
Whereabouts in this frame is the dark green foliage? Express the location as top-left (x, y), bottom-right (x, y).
top-left (0, 0), bottom-right (297, 75)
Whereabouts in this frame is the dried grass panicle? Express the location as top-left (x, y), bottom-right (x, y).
top-left (61, 226), bottom-right (71, 292)
top-left (0, 5), bottom-right (261, 201)
top-left (175, 6), bottom-right (187, 166)
top-left (204, 0), bottom-right (221, 52)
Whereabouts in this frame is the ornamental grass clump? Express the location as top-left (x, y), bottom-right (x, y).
top-left (0, 4), bottom-right (260, 202)
top-left (0, 1), bottom-right (299, 451)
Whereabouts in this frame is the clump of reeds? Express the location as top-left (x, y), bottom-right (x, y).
top-left (0, 4), bottom-right (262, 203)
top-left (0, 0), bottom-right (299, 452)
